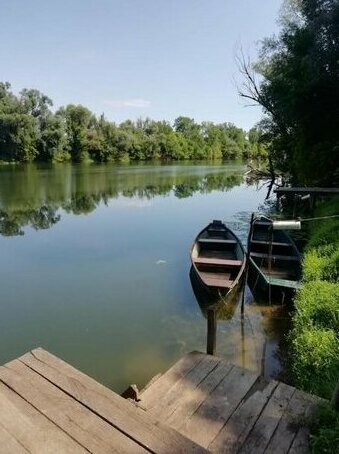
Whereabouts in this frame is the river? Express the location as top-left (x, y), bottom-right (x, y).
top-left (0, 161), bottom-right (290, 392)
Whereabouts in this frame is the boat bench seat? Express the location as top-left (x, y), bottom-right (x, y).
top-left (268, 277), bottom-right (301, 289)
top-left (194, 258), bottom-right (243, 266)
top-left (198, 238), bottom-right (237, 245)
top-left (207, 227), bottom-right (227, 233)
top-left (250, 252), bottom-right (299, 261)
top-left (199, 273), bottom-right (233, 289)
top-left (251, 240), bottom-right (291, 247)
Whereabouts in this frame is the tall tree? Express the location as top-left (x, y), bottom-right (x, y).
top-left (238, 0), bottom-right (339, 184)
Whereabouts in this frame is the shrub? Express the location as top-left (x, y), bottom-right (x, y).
top-left (303, 250), bottom-right (327, 282)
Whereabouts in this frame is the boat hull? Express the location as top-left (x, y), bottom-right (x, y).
top-left (190, 220), bottom-right (246, 296)
top-left (247, 258), bottom-right (297, 303)
top-left (247, 215), bottom-right (302, 304)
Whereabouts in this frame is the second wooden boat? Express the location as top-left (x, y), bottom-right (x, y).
top-left (247, 215), bottom-right (302, 302)
top-left (190, 220), bottom-right (246, 296)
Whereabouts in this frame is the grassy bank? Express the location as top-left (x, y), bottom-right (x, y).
top-left (289, 196), bottom-right (339, 451)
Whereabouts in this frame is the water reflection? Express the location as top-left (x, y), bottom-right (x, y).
top-left (189, 266), bottom-right (240, 321)
top-left (0, 160), bottom-right (290, 392)
top-left (0, 162), bottom-right (243, 236)
top-left (190, 266), bottom-right (291, 382)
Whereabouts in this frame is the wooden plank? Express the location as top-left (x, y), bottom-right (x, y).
top-left (264, 389), bottom-right (319, 454)
top-left (199, 273), bottom-right (233, 289)
top-left (274, 187), bottom-right (339, 195)
top-left (149, 355), bottom-right (222, 420)
top-left (16, 349), bottom-right (207, 454)
top-left (251, 240), bottom-right (291, 247)
top-left (288, 427), bottom-right (311, 454)
top-left (268, 277), bottom-right (301, 289)
top-left (1, 361), bottom-right (148, 454)
top-left (167, 361), bottom-right (233, 431)
top-left (141, 351), bottom-right (206, 409)
top-left (194, 258), bottom-right (242, 266)
top-left (0, 382), bottom-right (87, 454)
top-left (209, 378), bottom-right (278, 453)
top-left (0, 424), bottom-right (29, 453)
top-left (199, 239), bottom-right (236, 244)
top-left (250, 252), bottom-right (299, 261)
top-left (239, 382), bottom-right (295, 453)
top-left (180, 365), bottom-right (259, 448)
top-left (199, 271), bottom-right (231, 280)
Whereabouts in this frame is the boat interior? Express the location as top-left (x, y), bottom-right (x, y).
top-left (249, 220), bottom-right (301, 282)
top-left (192, 221), bottom-right (244, 289)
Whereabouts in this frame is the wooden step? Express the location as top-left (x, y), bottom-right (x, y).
top-left (250, 252), bottom-right (299, 261)
top-left (194, 258), bottom-right (243, 266)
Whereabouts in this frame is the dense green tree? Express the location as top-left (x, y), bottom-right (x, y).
top-left (39, 115), bottom-right (70, 161)
top-left (20, 89), bottom-right (52, 122)
top-left (239, 0), bottom-right (339, 184)
top-left (0, 114), bottom-right (38, 162)
top-left (59, 104), bottom-right (94, 162)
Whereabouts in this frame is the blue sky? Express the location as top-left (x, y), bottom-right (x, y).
top-left (0, 0), bottom-right (282, 130)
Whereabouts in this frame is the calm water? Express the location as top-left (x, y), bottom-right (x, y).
top-left (0, 161), bottom-right (289, 391)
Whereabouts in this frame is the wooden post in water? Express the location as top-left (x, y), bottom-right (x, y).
top-left (241, 213), bottom-right (255, 315)
top-left (207, 309), bottom-right (216, 355)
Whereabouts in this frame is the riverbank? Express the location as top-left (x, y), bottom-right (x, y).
top-left (289, 196), bottom-right (339, 451)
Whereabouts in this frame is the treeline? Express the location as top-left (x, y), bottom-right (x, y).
top-left (240, 0), bottom-right (339, 185)
top-left (0, 82), bottom-right (266, 163)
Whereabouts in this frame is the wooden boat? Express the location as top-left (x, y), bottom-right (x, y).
top-left (247, 215), bottom-right (302, 302)
top-left (190, 220), bottom-right (246, 296)
top-left (189, 266), bottom-right (241, 320)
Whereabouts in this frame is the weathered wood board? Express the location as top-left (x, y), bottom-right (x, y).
top-left (140, 351), bottom-right (323, 453)
top-left (0, 348), bottom-right (208, 454)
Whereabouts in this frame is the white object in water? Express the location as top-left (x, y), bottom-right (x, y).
top-left (272, 220), bottom-right (301, 230)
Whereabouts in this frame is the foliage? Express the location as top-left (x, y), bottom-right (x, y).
top-left (310, 403), bottom-right (339, 453)
top-left (239, 0), bottom-right (339, 185)
top-left (289, 197), bottom-right (339, 403)
top-left (290, 326), bottom-right (339, 398)
top-left (0, 83), bottom-right (267, 164)
top-left (294, 281), bottom-right (339, 332)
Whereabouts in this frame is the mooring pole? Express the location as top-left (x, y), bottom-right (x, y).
top-left (207, 309), bottom-right (216, 355)
top-left (241, 213), bottom-right (255, 315)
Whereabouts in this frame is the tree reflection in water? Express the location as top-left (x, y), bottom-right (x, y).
top-left (0, 162), bottom-right (245, 236)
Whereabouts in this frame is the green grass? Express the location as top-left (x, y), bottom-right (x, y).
top-left (293, 281), bottom-right (339, 333)
top-left (289, 196), bottom-right (339, 451)
top-left (290, 326), bottom-right (339, 397)
top-left (310, 403), bottom-right (339, 453)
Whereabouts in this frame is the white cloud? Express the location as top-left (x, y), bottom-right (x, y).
top-left (104, 98), bottom-right (151, 108)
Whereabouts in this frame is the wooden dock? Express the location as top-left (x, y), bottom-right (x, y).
top-left (0, 348), bottom-right (206, 453)
top-left (0, 348), bottom-right (322, 453)
top-left (274, 187), bottom-right (339, 196)
top-left (140, 352), bottom-right (322, 453)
